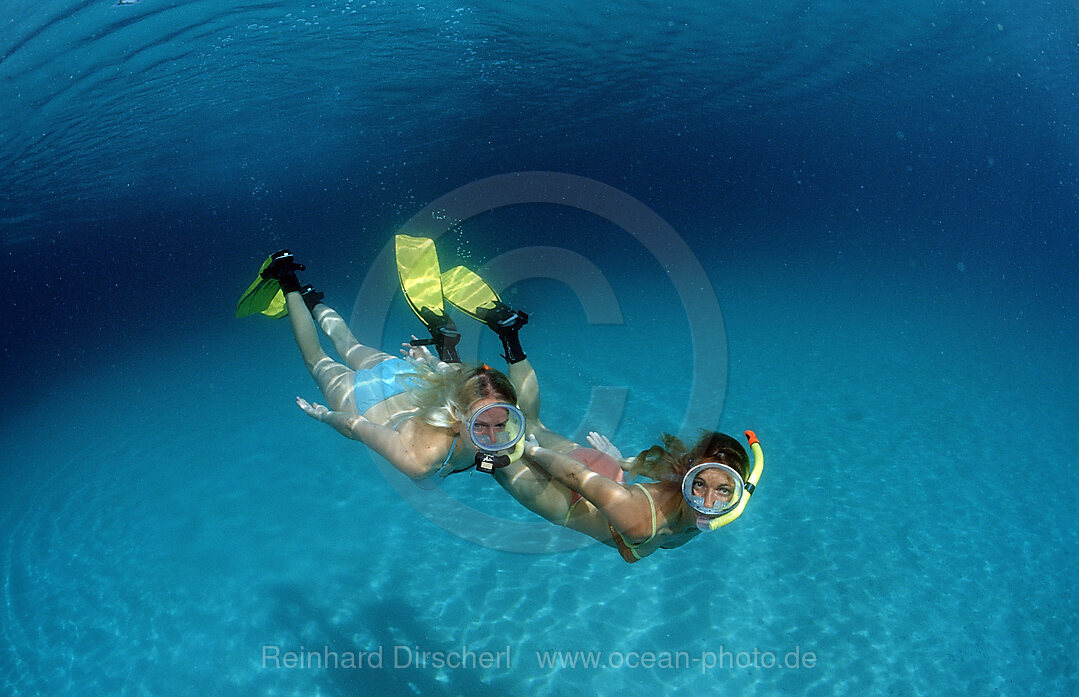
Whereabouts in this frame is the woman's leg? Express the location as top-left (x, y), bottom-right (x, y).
top-left (261, 251), bottom-right (360, 412)
top-left (311, 303), bottom-right (392, 371)
top-left (284, 292), bottom-right (355, 412)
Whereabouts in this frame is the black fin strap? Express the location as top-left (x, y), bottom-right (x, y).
top-left (417, 309), bottom-right (462, 363)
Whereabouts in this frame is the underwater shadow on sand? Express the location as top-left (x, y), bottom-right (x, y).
top-left (266, 584), bottom-right (515, 696)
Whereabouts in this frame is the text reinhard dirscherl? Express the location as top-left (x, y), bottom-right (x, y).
top-left (262, 644), bottom-right (511, 671)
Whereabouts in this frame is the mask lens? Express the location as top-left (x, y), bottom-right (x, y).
top-left (682, 463), bottom-right (744, 516)
top-left (467, 402), bottom-right (525, 453)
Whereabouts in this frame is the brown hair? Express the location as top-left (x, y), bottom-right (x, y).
top-left (457, 364), bottom-right (517, 411)
top-left (628, 431), bottom-right (749, 483)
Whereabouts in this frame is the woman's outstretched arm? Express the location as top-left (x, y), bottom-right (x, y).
top-left (296, 397), bottom-right (437, 479)
top-left (508, 359), bottom-right (577, 452)
top-left (523, 438), bottom-right (649, 537)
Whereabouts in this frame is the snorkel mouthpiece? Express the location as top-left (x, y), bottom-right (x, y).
top-left (474, 438), bottom-right (526, 473)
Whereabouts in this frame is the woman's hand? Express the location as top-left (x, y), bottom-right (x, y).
top-left (296, 396), bottom-right (330, 421)
top-left (523, 433), bottom-right (543, 457)
top-left (401, 338), bottom-right (453, 372)
top-left (586, 431), bottom-right (623, 460)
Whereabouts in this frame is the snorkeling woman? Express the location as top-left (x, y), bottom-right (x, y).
top-left (242, 250), bottom-right (522, 480)
top-left (495, 349), bottom-right (761, 562)
top-left (509, 424), bottom-right (761, 562)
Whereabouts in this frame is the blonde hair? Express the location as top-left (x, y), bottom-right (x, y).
top-left (400, 362), bottom-right (517, 429)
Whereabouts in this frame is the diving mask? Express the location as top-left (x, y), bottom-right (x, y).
top-left (682, 431), bottom-right (764, 531)
top-left (466, 402), bottom-right (526, 473)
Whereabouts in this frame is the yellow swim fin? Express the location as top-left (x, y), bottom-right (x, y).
top-left (440, 265), bottom-right (502, 320)
top-left (394, 235), bottom-right (461, 362)
top-left (394, 235), bottom-right (446, 321)
top-left (236, 255), bottom-right (288, 319)
top-left (441, 264), bottom-right (529, 364)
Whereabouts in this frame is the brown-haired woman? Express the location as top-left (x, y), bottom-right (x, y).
top-left (494, 355), bottom-right (754, 562)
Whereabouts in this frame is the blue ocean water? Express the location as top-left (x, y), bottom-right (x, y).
top-left (2, 1), bottom-right (1077, 695)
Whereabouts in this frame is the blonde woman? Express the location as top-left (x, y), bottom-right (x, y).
top-left (255, 250), bottom-right (519, 479)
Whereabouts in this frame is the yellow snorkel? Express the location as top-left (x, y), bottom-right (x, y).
top-left (705, 430), bottom-right (763, 531)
